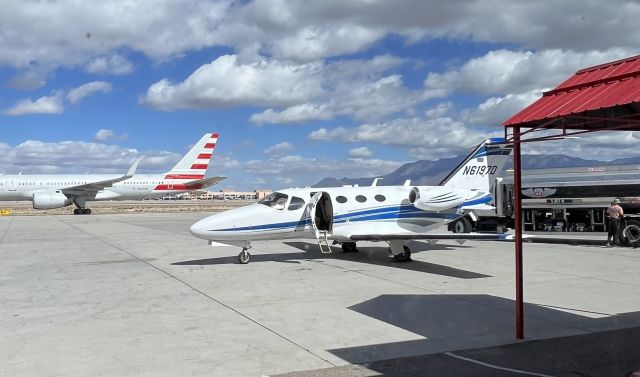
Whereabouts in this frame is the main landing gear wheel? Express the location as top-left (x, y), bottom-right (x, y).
top-left (238, 249), bottom-right (251, 264)
top-left (73, 208), bottom-right (92, 215)
top-left (393, 245), bottom-right (412, 263)
top-left (341, 242), bottom-right (358, 253)
top-left (453, 217), bottom-right (472, 233)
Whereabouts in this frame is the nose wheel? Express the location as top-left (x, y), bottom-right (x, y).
top-left (389, 241), bottom-right (412, 263)
top-left (238, 248), bottom-right (251, 264)
top-left (393, 245), bottom-right (412, 262)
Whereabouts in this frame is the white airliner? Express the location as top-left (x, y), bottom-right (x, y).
top-left (190, 138), bottom-right (513, 264)
top-left (0, 133), bottom-right (224, 214)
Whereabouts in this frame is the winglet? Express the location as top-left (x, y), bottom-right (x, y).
top-left (371, 178), bottom-right (383, 187)
top-left (127, 157), bottom-right (144, 176)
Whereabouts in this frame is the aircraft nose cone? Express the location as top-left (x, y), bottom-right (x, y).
top-left (190, 218), bottom-right (211, 239)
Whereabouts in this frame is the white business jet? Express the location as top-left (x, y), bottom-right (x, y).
top-left (190, 138), bottom-right (512, 264)
top-left (0, 133), bottom-right (225, 214)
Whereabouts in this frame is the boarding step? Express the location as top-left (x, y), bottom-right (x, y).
top-left (316, 230), bottom-right (333, 253)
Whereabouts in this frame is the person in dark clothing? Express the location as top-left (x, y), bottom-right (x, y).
top-left (607, 198), bottom-right (624, 247)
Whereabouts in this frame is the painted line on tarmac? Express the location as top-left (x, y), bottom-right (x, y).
top-left (444, 352), bottom-right (556, 377)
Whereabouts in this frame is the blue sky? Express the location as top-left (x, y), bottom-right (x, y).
top-left (1, 1), bottom-right (639, 189)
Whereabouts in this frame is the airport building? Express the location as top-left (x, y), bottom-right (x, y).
top-left (175, 189), bottom-right (272, 201)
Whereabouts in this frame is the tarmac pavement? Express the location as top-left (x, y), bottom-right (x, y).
top-left (1, 213), bottom-right (639, 376)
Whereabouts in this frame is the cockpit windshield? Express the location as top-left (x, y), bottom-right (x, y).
top-left (257, 192), bottom-right (289, 210)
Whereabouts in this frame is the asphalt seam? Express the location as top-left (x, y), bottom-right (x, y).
top-left (444, 352), bottom-right (556, 376)
top-left (0, 216), bottom-right (13, 246)
top-left (59, 218), bottom-right (337, 368)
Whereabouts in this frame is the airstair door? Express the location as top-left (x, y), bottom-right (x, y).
top-left (308, 191), bottom-right (334, 253)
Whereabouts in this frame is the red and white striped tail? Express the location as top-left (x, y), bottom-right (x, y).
top-left (165, 133), bottom-right (218, 179)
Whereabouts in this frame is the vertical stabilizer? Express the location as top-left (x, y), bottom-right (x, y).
top-left (439, 138), bottom-right (513, 191)
top-left (165, 133), bottom-right (218, 179)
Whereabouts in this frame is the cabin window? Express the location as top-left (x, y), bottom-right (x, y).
top-left (336, 196), bottom-right (348, 203)
top-left (356, 195), bottom-right (367, 203)
top-left (288, 196), bottom-right (305, 211)
top-left (375, 194), bottom-right (386, 202)
top-left (258, 192), bottom-right (289, 210)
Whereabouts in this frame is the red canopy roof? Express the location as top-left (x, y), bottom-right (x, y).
top-left (503, 54), bottom-right (640, 130)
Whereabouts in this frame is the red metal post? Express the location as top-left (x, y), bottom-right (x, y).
top-left (513, 126), bottom-right (524, 339)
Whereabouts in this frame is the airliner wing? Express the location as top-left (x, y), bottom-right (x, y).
top-left (61, 157), bottom-right (142, 197)
top-left (184, 176), bottom-right (226, 188)
top-left (349, 233), bottom-right (514, 241)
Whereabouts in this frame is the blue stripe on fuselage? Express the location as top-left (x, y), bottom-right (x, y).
top-left (209, 204), bottom-right (459, 232)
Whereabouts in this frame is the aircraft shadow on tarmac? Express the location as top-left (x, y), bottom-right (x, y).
top-left (326, 294), bottom-right (640, 376)
top-left (172, 241), bottom-right (490, 279)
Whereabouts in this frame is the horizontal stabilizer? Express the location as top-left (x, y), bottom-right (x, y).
top-left (185, 176), bottom-right (226, 188)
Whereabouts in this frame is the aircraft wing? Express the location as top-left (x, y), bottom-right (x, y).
top-left (61, 157), bottom-right (143, 197)
top-left (184, 176), bottom-right (226, 188)
top-left (349, 232), bottom-right (515, 241)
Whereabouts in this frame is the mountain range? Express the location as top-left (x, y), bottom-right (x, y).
top-left (313, 154), bottom-right (640, 187)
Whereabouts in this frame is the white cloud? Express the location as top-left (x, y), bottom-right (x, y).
top-left (264, 142), bottom-right (294, 157)
top-left (0, 1), bottom-right (231, 69)
top-left (85, 54), bottom-right (134, 75)
top-left (464, 90), bottom-right (543, 127)
top-left (143, 53), bottom-right (418, 123)
top-left (94, 129), bottom-right (128, 142)
top-left (0, 138), bottom-right (241, 176)
top-left (250, 104), bottom-right (333, 124)
top-left (4, 81), bottom-right (113, 115)
top-left (67, 81), bottom-right (113, 104)
top-left (425, 102), bottom-right (453, 119)
top-left (522, 132), bottom-right (640, 161)
top-left (244, 154), bottom-right (403, 178)
top-left (4, 94), bottom-right (64, 115)
top-left (141, 55), bottom-right (324, 110)
top-left (424, 48), bottom-right (634, 98)
top-left (6, 70), bottom-right (48, 90)
top-left (269, 24), bottom-right (385, 61)
top-left (1, 0), bottom-right (639, 77)
top-left (310, 116), bottom-right (494, 159)
top-left (0, 140), bottom-right (177, 174)
top-left (348, 147), bottom-right (373, 158)
top-left (276, 176), bottom-right (294, 185)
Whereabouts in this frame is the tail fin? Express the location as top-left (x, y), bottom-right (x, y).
top-left (439, 137), bottom-right (513, 191)
top-left (165, 133), bottom-right (219, 179)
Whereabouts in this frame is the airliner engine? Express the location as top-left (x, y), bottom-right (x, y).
top-left (408, 187), bottom-right (465, 212)
top-left (32, 191), bottom-right (73, 209)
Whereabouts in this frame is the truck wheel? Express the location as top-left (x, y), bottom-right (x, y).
top-left (624, 219), bottom-right (640, 247)
top-left (453, 217), bottom-right (472, 233)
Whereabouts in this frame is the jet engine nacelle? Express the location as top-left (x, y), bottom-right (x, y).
top-left (32, 191), bottom-right (73, 209)
top-left (408, 186), bottom-right (465, 212)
